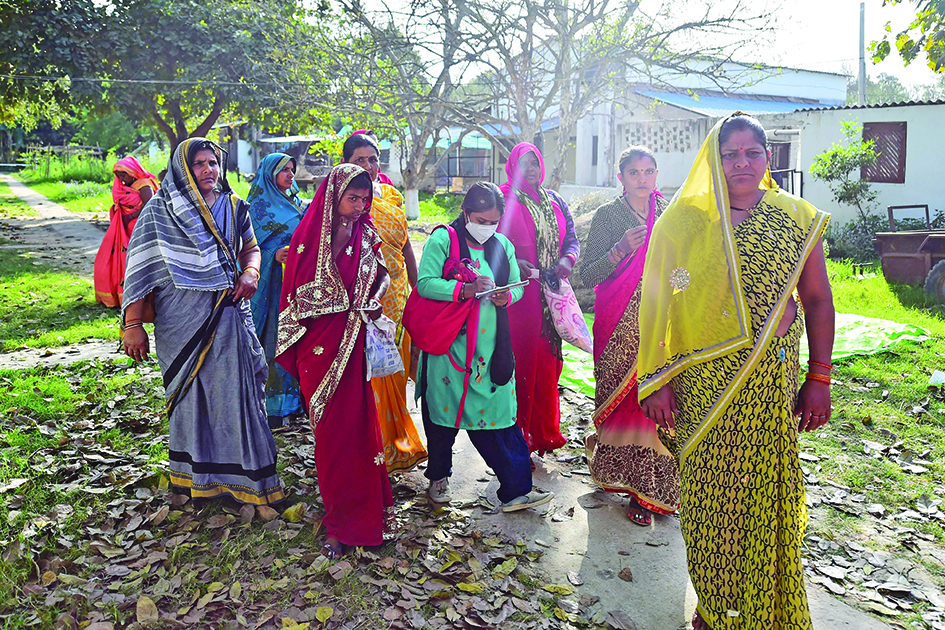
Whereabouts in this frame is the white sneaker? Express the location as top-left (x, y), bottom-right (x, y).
top-left (501, 489), bottom-right (554, 512)
top-left (427, 477), bottom-right (451, 504)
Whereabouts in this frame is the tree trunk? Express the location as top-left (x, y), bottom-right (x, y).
top-left (404, 188), bottom-right (420, 221)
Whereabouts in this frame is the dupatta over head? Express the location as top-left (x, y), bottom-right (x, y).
top-left (112, 156), bottom-right (158, 213)
top-left (637, 113), bottom-right (829, 461)
top-left (122, 138), bottom-right (244, 319)
top-left (498, 142), bottom-right (564, 269)
top-left (275, 164), bottom-right (384, 423)
top-left (247, 152), bottom-right (305, 332)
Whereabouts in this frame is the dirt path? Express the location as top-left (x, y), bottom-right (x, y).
top-left (0, 173), bottom-right (104, 276)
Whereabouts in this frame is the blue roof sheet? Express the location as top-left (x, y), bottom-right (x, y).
top-left (636, 90), bottom-right (828, 117)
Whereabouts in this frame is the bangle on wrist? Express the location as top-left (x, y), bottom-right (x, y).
top-left (242, 266), bottom-right (260, 281)
top-left (808, 360), bottom-right (833, 371)
top-left (805, 372), bottom-right (831, 385)
top-left (122, 321), bottom-right (143, 331)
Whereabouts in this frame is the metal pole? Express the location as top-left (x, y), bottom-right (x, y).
top-left (859, 2), bottom-right (867, 106)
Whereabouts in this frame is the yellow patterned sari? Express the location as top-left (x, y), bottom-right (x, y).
top-left (638, 117), bottom-right (828, 629)
top-left (370, 183), bottom-right (428, 473)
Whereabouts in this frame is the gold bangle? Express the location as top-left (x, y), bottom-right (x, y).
top-left (242, 267), bottom-right (260, 281)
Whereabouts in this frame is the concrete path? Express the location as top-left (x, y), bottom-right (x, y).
top-left (401, 384), bottom-right (893, 630)
top-left (0, 173), bottom-right (104, 269)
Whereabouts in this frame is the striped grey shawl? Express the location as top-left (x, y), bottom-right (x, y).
top-left (122, 139), bottom-right (236, 315)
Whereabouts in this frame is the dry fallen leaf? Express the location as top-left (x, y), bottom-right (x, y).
top-left (150, 505), bottom-right (169, 527)
top-left (239, 504), bottom-right (254, 525)
top-left (136, 595), bottom-right (159, 623)
top-left (229, 580), bottom-right (242, 600)
top-left (618, 567), bottom-right (633, 582)
top-left (327, 561), bottom-right (352, 581)
top-left (40, 570), bottom-right (57, 586)
top-left (540, 584), bottom-right (574, 596)
top-left (282, 503), bottom-right (305, 523)
top-left (257, 506), bottom-right (279, 522)
top-left (567, 570), bottom-right (583, 586)
top-left (315, 606), bottom-right (333, 623)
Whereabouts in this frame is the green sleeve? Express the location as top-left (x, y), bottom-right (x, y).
top-left (417, 227), bottom-right (462, 302)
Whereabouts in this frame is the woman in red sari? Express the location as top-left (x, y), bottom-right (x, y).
top-left (498, 143), bottom-right (580, 456)
top-left (94, 156), bottom-right (159, 306)
top-left (276, 164), bottom-right (394, 558)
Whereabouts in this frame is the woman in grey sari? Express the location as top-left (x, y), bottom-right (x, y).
top-left (121, 138), bottom-right (285, 506)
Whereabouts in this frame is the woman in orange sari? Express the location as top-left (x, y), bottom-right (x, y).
top-left (343, 132), bottom-right (427, 473)
top-left (94, 157), bottom-right (159, 306)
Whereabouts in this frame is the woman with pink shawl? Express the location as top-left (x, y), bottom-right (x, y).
top-left (579, 146), bottom-right (679, 525)
top-left (498, 143), bottom-right (580, 456)
top-left (94, 156), bottom-right (159, 306)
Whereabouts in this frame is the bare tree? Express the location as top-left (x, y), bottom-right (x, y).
top-left (451, 0), bottom-right (776, 188)
top-left (336, 0), bottom-right (488, 218)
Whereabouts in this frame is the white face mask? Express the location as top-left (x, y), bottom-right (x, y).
top-left (465, 218), bottom-right (497, 244)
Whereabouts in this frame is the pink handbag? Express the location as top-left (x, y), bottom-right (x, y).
top-left (402, 225), bottom-right (479, 355)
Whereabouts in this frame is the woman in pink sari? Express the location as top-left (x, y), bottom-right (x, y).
top-left (276, 164), bottom-right (394, 558)
top-left (498, 143), bottom-right (580, 456)
top-left (580, 146), bottom-right (679, 525)
top-left (94, 156), bottom-right (159, 306)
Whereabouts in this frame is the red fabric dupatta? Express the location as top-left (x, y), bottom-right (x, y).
top-left (275, 164), bottom-right (394, 546)
top-left (276, 164), bottom-right (383, 423)
top-left (94, 157), bottom-right (158, 307)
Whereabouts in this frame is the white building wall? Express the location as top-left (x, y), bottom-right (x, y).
top-left (766, 104), bottom-right (945, 225)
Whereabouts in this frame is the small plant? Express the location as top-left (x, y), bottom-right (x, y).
top-left (809, 120), bottom-right (879, 224)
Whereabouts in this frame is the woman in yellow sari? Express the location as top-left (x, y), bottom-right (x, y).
top-left (639, 113), bottom-right (834, 630)
top-left (343, 132), bottom-right (428, 473)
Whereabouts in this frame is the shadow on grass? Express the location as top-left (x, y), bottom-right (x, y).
top-left (888, 281), bottom-right (945, 321)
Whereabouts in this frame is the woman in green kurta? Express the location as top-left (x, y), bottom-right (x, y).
top-left (417, 183), bottom-right (555, 512)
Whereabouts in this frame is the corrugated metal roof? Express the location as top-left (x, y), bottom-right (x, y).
top-left (636, 90), bottom-right (830, 117)
top-left (799, 99), bottom-right (945, 112)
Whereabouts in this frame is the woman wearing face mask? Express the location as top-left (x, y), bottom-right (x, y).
top-left (416, 182), bottom-right (554, 512)
top-left (247, 152), bottom-right (307, 429)
top-left (580, 146), bottom-right (679, 527)
top-left (498, 143), bottom-right (580, 458)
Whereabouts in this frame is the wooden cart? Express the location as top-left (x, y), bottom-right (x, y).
top-left (872, 204), bottom-right (945, 298)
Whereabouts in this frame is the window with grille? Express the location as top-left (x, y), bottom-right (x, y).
top-left (861, 122), bottom-right (906, 184)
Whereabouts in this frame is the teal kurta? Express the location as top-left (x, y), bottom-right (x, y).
top-left (417, 228), bottom-right (524, 430)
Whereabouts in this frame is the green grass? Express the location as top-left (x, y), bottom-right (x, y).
top-left (26, 180), bottom-right (112, 213)
top-left (417, 191), bottom-right (463, 225)
top-left (0, 252), bottom-right (118, 351)
top-left (0, 180), bottom-right (37, 218)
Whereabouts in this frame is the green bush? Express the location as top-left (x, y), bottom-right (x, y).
top-left (824, 214), bottom-right (885, 262)
top-left (18, 151), bottom-right (167, 185)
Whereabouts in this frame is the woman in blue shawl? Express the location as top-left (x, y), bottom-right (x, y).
top-left (247, 153), bottom-right (307, 428)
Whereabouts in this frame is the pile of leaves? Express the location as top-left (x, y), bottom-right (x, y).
top-left (0, 360), bottom-right (639, 629)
